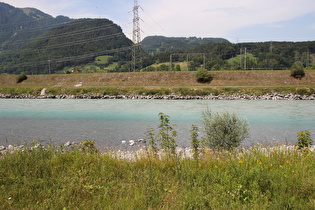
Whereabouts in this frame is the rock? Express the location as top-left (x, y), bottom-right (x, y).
top-left (129, 140), bottom-right (135, 146)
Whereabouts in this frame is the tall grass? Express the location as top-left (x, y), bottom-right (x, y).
top-left (1, 142), bottom-right (315, 209)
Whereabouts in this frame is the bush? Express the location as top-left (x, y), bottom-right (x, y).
top-left (196, 69), bottom-right (213, 83)
top-left (291, 61), bottom-right (305, 79)
top-left (157, 112), bottom-right (177, 155)
top-left (202, 109), bottom-right (249, 151)
top-left (16, 73), bottom-right (28, 83)
top-left (295, 130), bottom-right (313, 149)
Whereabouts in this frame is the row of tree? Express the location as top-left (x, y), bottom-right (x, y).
top-left (139, 41), bottom-right (315, 71)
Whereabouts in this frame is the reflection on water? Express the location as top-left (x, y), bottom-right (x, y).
top-left (0, 99), bottom-right (314, 148)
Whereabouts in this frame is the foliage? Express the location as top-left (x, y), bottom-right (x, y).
top-left (291, 61), bottom-right (305, 79)
top-left (79, 140), bottom-right (99, 154)
top-left (157, 113), bottom-right (177, 155)
top-left (202, 109), bottom-right (249, 151)
top-left (1, 142), bottom-right (315, 209)
top-left (141, 36), bottom-right (229, 53)
top-left (0, 18), bottom-right (132, 74)
top-left (295, 130), bottom-right (313, 149)
top-left (195, 69), bottom-right (213, 83)
top-left (16, 73), bottom-right (28, 83)
top-left (145, 128), bottom-right (158, 154)
top-left (190, 124), bottom-right (201, 160)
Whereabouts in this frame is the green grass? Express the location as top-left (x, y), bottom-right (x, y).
top-left (1, 86), bottom-right (314, 97)
top-left (1, 141), bottom-right (315, 209)
top-left (95, 55), bottom-right (112, 65)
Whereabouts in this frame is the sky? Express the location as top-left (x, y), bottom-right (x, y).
top-left (2, 0), bottom-right (315, 43)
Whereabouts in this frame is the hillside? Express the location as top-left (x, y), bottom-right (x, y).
top-left (0, 2), bottom-right (133, 75)
top-left (0, 2), bottom-right (72, 49)
top-left (0, 18), bottom-right (133, 75)
top-left (141, 36), bottom-right (229, 53)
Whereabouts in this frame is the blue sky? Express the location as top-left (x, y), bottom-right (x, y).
top-left (2, 0), bottom-right (315, 43)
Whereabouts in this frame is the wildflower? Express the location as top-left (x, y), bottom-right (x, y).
top-left (270, 164), bottom-right (273, 167)
top-left (238, 160), bottom-right (243, 164)
top-left (292, 170), bottom-right (295, 173)
top-left (259, 161), bottom-right (263, 165)
top-left (279, 165), bottom-right (283, 168)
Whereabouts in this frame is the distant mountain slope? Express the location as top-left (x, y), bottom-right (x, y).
top-left (0, 2), bottom-right (133, 74)
top-left (141, 36), bottom-right (230, 53)
top-left (0, 18), bottom-right (133, 74)
top-left (0, 2), bottom-right (72, 50)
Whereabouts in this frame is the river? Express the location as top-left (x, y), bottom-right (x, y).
top-left (0, 99), bottom-right (314, 148)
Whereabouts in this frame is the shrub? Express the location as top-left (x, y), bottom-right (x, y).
top-left (79, 140), bottom-right (99, 154)
top-left (202, 109), bottom-right (249, 151)
top-left (295, 130), bottom-right (313, 149)
top-left (190, 125), bottom-right (201, 160)
top-left (196, 69), bottom-right (213, 83)
top-left (291, 61), bottom-right (305, 79)
top-left (157, 112), bottom-right (177, 155)
top-left (16, 73), bottom-right (28, 83)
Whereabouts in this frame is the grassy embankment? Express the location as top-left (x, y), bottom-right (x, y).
top-left (0, 70), bottom-right (315, 96)
top-left (1, 142), bottom-right (315, 209)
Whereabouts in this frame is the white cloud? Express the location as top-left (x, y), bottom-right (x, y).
top-left (1, 0), bottom-right (84, 17)
top-left (140, 0), bottom-right (315, 37)
top-left (2, 0), bottom-right (315, 41)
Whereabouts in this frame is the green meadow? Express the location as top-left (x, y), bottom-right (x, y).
top-left (0, 141), bottom-right (314, 209)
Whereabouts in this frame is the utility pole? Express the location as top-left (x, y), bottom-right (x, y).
top-left (244, 47), bottom-right (247, 70)
top-left (132, 0), bottom-right (142, 72)
top-left (48, 56), bottom-right (51, 74)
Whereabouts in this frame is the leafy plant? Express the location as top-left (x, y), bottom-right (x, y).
top-left (195, 69), bottom-right (213, 83)
top-left (16, 73), bottom-right (28, 83)
top-left (202, 109), bottom-right (249, 151)
top-left (190, 124), bottom-right (201, 160)
top-left (157, 112), bottom-right (177, 155)
top-left (295, 130), bottom-right (313, 149)
top-left (145, 128), bottom-right (158, 155)
top-left (79, 140), bottom-right (98, 154)
top-left (291, 61), bottom-right (305, 79)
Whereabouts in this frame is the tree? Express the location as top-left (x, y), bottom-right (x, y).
top-left (291, 61), bottom-right (305, 79)
top-left (196, 69), bottom-right (213, 83)
top-left (202, 109), bottom-right (249, 151)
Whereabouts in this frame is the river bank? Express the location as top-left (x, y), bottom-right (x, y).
top-left (1, 92), bottom-right (315, 100)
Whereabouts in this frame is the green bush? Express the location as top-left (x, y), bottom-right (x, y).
top-left (16, 73), bottom-right (28, 83)
top-left (196, 69), bottom-right (213, 83)
top-left (202, 109), bottom-right (249, 151)
top-left (295, 130), bottom-right (313, 149)
top-left (291, 61), bottom-right (305, 79)
top-left (157, 112), bottom-right (177, 155)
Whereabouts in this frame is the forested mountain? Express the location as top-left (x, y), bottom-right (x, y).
top-left (141, 36), bottom-right (230, 53)
top-left (0, 19), bottom-right (133, 74)
top-left (0, 2), bottom-right (72, 50)
top-left (0, 3), bottom-right (132, 74)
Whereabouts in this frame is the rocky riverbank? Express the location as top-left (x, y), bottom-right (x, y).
top-left (0, 93), bottom-right (315, 100)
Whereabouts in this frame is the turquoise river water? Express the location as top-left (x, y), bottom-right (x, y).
top-left (0, 99), bottom-right (314, 148)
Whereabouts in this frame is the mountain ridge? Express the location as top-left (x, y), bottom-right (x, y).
top-left (141, 35), bottom-right (230, 53)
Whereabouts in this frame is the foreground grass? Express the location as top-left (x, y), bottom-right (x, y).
top-left (1, 143), bottom-right (315, 209)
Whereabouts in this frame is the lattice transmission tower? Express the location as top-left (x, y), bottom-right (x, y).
top-left (132, 0), bottom-right (142, 71)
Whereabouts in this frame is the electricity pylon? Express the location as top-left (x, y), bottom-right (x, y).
top-left (132, 0), bottom-right (142, 71)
